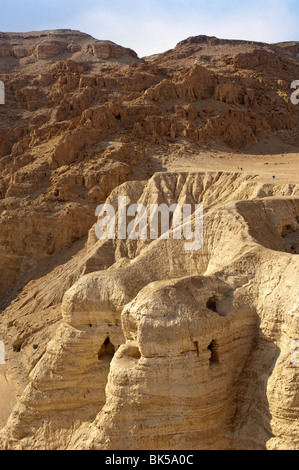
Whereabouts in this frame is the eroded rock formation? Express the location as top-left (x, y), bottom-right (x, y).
top-left (0, 172), bottom-right (298, 450)
top-left (0, 30), bottom-right (298, 299)
top-left (0, 30), bottom-right (299, 450)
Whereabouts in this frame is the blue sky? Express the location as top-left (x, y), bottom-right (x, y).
top-left (1, 0), bottom-right (298, 57)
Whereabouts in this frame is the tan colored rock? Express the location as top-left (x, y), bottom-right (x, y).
top-left (214, 82), bottom-right (244, 105)
top-left (0, 45), bottom-right (12, 57)
top-left (228, 49), bottom-right (286, 70)
top-left (12, 47), bottom-right (32, 59)
top-left (144, 64), bottom-right (215, 103)
top-left (0, 133), bottom-right (12, 157)
top-left (0, 172), bottom-right (298, 450)
top-left (33, 41), bottom-right (67, 60)
top-left (92, 40), bottom-right (138, 61)
top-left (0, 29), bottom-right (299, 451)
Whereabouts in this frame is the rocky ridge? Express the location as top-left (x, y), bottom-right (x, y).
top-left (0, 30), bottom-right (298, 450)
top-left (0, 172), bottom-right (298, 450)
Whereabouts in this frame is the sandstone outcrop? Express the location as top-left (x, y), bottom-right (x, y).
top-left (92, 40), bottom-right (138, 61)
top-left (0, 31), bottom-right (299, 450)
top-left (0, 172), bottom-right (298, 450)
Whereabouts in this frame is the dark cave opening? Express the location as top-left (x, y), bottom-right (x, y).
top-left (208, 340), bottom-right (219, 365)
top-left (98, 337), bottom-right (115, 360)
top-left (206, 297), bottom-right (218, 313)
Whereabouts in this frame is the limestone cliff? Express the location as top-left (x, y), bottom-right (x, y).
top-left (0, 172), bottom-right (298, 450)
top-left (0, 30), bottom-right (299, 450)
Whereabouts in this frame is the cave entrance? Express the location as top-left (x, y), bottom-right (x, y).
top-left (98, 337), bottom-right (115, 361)
top-left (208, 340), bottom-right (219, 365)
top-left (206, 297), bottom-right (217, 313)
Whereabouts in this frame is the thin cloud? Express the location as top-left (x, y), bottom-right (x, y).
top-left (65, 1), bottom-right (298, 56)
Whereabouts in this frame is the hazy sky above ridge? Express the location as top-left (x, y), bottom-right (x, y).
top-left (1, 0), bottom-right (298, 57)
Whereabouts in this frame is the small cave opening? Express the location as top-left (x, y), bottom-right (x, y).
top-left (206, 297), bottom-right (217, 313)
top-left (98, 337), bottom-right (115, 361)
top-left (114, 113), bottom-right (121, 121)
top-left (208, 340), bottom-right (219, 365)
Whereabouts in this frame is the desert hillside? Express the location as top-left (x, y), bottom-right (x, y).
top-left (0, 30), bottom-right (298, 450)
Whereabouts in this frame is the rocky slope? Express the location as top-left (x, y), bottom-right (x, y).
top-left (0, 30), bottom-right (298, 450)
top-left (0, 30), bottom-right (298, 299)
top-left (1, 172), bottom-right (299, 450)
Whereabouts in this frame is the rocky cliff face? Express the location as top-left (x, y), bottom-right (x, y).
top-left (0, 30), bottom-right (298, 299)
top-left (0, 172), bottom-right (298, 450)
top-left (0, 30), bottom-right (298, 450)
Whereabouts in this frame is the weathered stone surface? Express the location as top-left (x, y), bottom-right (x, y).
top-left (0, 30), bottom-right (299, 450)
top-left (0, 172), bottom-right (298, 450)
